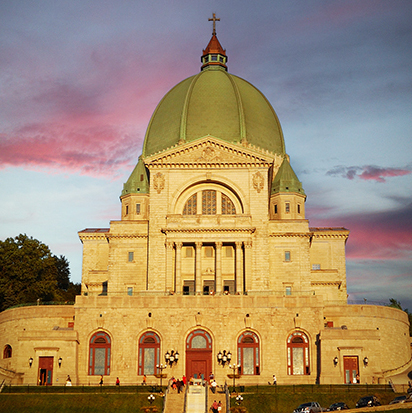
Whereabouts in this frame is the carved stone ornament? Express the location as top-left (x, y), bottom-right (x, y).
top-left (200, 146), bottom-right (219, 162)
top-left (252, 171), bottom-right (264, 193)
top-left (153, 172), bottom-right (165, 194)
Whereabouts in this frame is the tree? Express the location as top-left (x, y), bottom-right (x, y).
top-left (0, 234), bottom-right (79, 312)
top-left (388, 298), bottom-right (412, 336)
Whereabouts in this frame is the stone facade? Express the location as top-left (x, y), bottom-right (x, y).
top-left (1, 31), bottom-right (411, 387)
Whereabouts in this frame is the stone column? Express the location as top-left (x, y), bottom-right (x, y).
top-left (215, 242), bottom-right (223, 294)
top-left (175, 242), bottom-right (183, 294)
top-left (165, 241), bottom-right (175, 293)
top-left (195, 241), bottom-right (202, 294)
top-left (244, 240), bottom-right (252, 293)
top-left (235, 241), bottom-right (244, 294)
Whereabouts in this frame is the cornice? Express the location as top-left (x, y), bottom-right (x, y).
top-left (269, 232), bottom-right (311, 238)
top-left (106, 234), bottom-right (148, 240)
top-left (144, 137), bottom-right (278, 168)
top-left (311, 281), bottom-right (342, 287)
top-left (162, 227), bottom-right (256, 234)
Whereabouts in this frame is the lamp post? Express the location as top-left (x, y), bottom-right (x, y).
top-left (236, 394), bottom-right (244, 405)
top-left (147, 394), bottom-right (155, 404)
top-left (165, 350), bottom-right (179, 366)
top-left (229, 363), bottom-right (240, 392)
top-left (217, 350), bottom-right (231, 366)
top-left (156, 363), bottom-right (167, 387)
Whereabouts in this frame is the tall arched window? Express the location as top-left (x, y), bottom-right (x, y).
top-left (3, 345), bottom-right (12, 359)
top-left (238, 331), bottom-right (260, 375)
top-left (89, 332), bottom-right (111, 375)
top-left (138, 332), bottom-right (160, 376)
top-left (202, 190), bottom-right (216, 214)
top-left (183, 194), bottom-right (197, 215)
top-left (287, 331), bottom-right (310, 375)
top-left (222, 194), bottom-right (236, 214)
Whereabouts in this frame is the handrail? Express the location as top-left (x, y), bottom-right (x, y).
top-left (161, 382), bottom-right (171, 413)
top-left (224, 382), bottom-right (230, 413)
top-left (205, 382), bottom-right (209, 413)
top-left (183, 381), bottom-right (189, 413)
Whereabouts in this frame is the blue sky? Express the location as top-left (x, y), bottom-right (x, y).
top-left (0, 1), bottom-right (411, 309)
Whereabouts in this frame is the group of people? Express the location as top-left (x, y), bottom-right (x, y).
top-left (210, 400), bottom-right (222, 412)
top-left (170, 376), bottom-right (186, 393)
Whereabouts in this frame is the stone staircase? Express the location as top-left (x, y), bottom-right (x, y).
top-left (163, 384), bottom-right (228, 413)
top-left (163, 389), bottom-right (185, 413)
top-left (208, 387), bottom-right (227, 413)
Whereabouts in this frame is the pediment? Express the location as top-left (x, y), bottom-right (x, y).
top-left (144, 136), bottom-right (281, 168)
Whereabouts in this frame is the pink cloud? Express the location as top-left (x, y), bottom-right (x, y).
top-left (310, 204), bottom-right (412, 261)
top-left (0, 123), bottom-right (142, 176)
top-left (327, 165), bottom-right (411, 182)
top-left (359, 166), bottom-right (411, 182)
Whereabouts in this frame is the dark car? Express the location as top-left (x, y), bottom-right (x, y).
top-left (328, 402), bottom-right (349, 411)
top-left (293, 402), bottom-right (325, 413)
top-left (355, 395), bottom-right (381, 408)
top-left (389, 395), bottom-right (407, 404)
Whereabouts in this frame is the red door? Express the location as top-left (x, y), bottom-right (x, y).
top-left (186, 351), bottom-right (210, 380)
top-left (343, 356), bottom-right (359, 384)
top-left (38, 357), bottom-right (54, 386)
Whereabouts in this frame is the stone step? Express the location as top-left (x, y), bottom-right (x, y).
top-left (164, 390), bottom-right (185, 413)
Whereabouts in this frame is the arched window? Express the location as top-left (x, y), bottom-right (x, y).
top-left (186, 329), bottom-right (212, 350)
top-left (222, 194), bottom-right (236, 214)
top-left (287, 331), bottom-right (310, 375)
top-left (202, 190), bottom-right (216, 215)
top-left (138, 332), bottom-right (160, 376)
top-left (3, 345), bottom-right (12, 359)
top-left (89, 332), bottom-right (111, 375)
top-left (238, 331), bottom-right (260, 375)
top-left (183, 194), bottom-right (197, 215)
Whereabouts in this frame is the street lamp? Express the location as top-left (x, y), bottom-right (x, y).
top-left (236, 394), bottom-right (244, 405)
top-left (147, 394), bottom-right (155, 404)
top-left (156, 363), bottom-right (167, 387)
top-left (58, 357), bottom-right (62, 368)
top-left (229, 363), bottom-right (241, 392)
top-left (217, 350), bottom-right (231, 366)
top-left (165, 350), bottom-right (179, 366)
top-left (29, 357), bottom-right (33, 368)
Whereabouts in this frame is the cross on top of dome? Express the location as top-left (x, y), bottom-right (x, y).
top-left (201, 13), bottom-right (227, 71)
top-left (208, 13), bottom-right (220, 36)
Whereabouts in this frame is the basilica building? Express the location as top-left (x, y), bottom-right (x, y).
top-left (1, 22), bottom-right (410, 387)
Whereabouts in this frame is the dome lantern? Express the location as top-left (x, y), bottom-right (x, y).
top-left (201, 13), bottom-right (227, 71)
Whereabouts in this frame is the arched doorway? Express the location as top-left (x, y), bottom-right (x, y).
top-left (186, 329), bottom-right (212, 380)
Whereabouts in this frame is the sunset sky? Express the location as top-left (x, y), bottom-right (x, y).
top-left (1, 1), bottom-right (411, 309)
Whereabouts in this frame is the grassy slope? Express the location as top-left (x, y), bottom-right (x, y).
top-left (229, 386), bottom-right (411, 413)
top-left (0, 393), bottom-right (163, 413)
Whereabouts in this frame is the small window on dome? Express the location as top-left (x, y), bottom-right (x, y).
top-left (297, 204), bottom-right (301, 214)
top-left (211, 55), bottom-right (217, 61)
top-left (219, 56), bottom-right (224, 62)
top-left (285, 203), bottom-right (290, 213)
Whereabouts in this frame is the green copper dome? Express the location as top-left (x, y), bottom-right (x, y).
top-left (142, 35), bottom-right (285, 158)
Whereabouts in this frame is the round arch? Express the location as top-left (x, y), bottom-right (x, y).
top-left (172, 179), bottom-right (246, 215)
top-left (237, 330), bottom-right (260, 375)
top-left (185, 329), bottom-right (213, 381)
top-left (286, 330), bottom-right (310, 376)
top-left (138, 331), bottom-right (161, 376)
top-left (3, 344), bottom-right (12, 359)
top-left (88, 330), bottom-right (112, 376)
